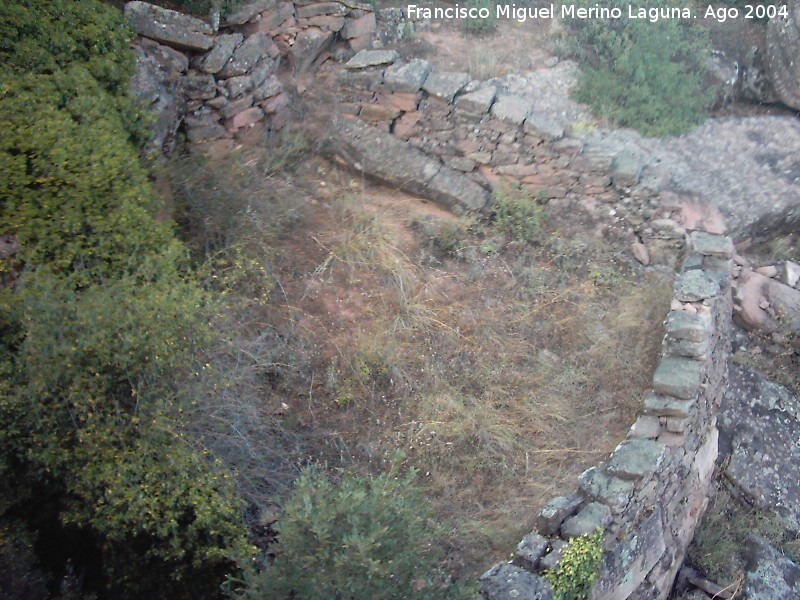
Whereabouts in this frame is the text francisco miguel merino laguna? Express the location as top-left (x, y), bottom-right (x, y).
top-left (406, 3), bottom-right (697, 23)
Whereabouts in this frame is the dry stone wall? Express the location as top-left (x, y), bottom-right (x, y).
top-left (331, 52), bottom-right (697, 269)
top-left (478, 232), bottom-right (733, 600)
top-left (126, 0), bottom-right (380, 154)
top-left (327, 57), bottom-right (738, 593)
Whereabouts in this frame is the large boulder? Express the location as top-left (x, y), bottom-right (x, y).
top-left (766, 0), bottom-right (800, 109)
top-left (719, 364), bottom-right (800, 533)
top-left (323, 116), bottom-right (489, 211)
top-left (124, 1), bottom-right (213, 51)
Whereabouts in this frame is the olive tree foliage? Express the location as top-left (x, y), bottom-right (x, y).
top-left (0, 1), bottom-right (254, 596)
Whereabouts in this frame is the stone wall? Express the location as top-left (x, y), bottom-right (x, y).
top-left (126, 0), bottom-right (379, 154)
top-left (478, 232), bottom-right (733, 600)
top-left (332, 52), bottom-right (697, 269)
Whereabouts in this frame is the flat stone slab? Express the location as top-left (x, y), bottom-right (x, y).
top-left (561, 502), bottom-right (611, 538)
top-left (422, 71), bottom-right (471, 103)
top-left (491, 93), bottom-right (532, 125)
top-left (218, 33), bottom-right (274, 78)
top-left (383, 58), bottom-right (432, 93)
top-left (345, 49), bottom-right (399, 69)
top-left (480, 563), bottom-right (553, 600)
top-left (125, 1), bottom-right (213, 51)
top-left (606, 439), bottom-right (665, 480)
top-left (675, 270), bottom-right (720, 302)
top-left (199, 33), bottom-right (243, 74)
top-left (455, 85), bottom-right (497, 114)
top-left (643, 393), bottom-right (694, 417)
top-left (690, 231), bottom-right (734, 258)
top-left (665, 310), bottom-right (710, 343)
top-left (537, 493), bottom-right (583, 535)
top-left (653, 357), bottom-right (703, 400)
top-left (324, 116), bottom-right (489, 212)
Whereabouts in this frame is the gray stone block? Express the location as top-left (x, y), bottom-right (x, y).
top-left (560, 502), bottom-right (611, 538)
top-left (491, 93), bottom-right (532, 125)
top-left (675, 270), bottom-right (720, 302)
top-left (578, 467), bottom-right (634, 511)
top-left (512, 532), bottom-right (549, 571)
top-left (480, 563), bottom-right (553, 600)
top-left (653, 357), bottom-right (703, 400)
top-left (606, 439), bottom-right (666, 480)
top-left (423, 71), bottom-right (471, 103)
top-left (383, 59), bottom-right (432, 93)
top-left (537, 494), bottom-right (583, 536)
top-left (690, 231), bottom-right (734, 259)
top-left (345, 49), bottom-right (399, 69)
top-left (455, 85), bottom-right (497, 114)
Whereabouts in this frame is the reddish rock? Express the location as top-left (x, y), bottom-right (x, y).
top-left (377, 92), bottom-right (420, 112)
top-left (631, 241), bottom-right (650, 266)
top-left (260, 92), bottom-right (291, 113)
top-left (393, 112), bottom-right (421, 140)
top-left (342, 12), bottom-right (376, 39)
top-left (359, 103), bottom-right (401, 122)
top-left (348, 33), bottom-right (372, 52)
top-left (307, 15), bottom-right (345, 30)
top-left (225, 106), bottom-right (265, 130)
top-left (734, 269), bottom-right (800, 332)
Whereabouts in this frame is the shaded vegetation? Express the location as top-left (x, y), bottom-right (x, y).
top-left (565, 0), bottom-right (714, 135)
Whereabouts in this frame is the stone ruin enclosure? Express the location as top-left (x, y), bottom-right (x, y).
top-left (125, 2), bottom-right (749, 597)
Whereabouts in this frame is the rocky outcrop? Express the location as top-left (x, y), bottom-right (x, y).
top-left (479, 233), bottom-right (733, 600)
top-left (767, 0), bottom-right (800, 110)
top-left (743, 535), bottom-right (800, 599)
top-left (719, 364), bottom-right (800, 533)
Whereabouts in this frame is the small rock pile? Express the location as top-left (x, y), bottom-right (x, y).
top-left (126, 0), bottom-right (378, 153)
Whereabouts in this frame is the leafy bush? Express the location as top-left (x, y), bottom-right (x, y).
top-left (567, 0), bottom-right (713, 136)
top-left (240, 460), bottom-right (469, 599)
top-left (462, 0), bottom-right (495, 35)
top-left (491, 183), bottom-right (547, 245)
top-left (0, 1), bottom-right (254, 596)
top-left (545, 530), bottom-right (604, 600)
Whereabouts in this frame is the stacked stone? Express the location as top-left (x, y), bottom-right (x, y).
top-left (232, 0), bottom-right (377, 58)
top-left (480, 232), bottom-right (734, 600)
top-left (127, 0), bottom-right (378, 151)
top-left (337, 52), bottom-right (693, 232)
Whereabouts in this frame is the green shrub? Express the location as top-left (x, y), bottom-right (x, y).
top-left (462, 0), bottom-right (495, 34)
top-left (491, 183), bottom-right (546, 245)
top-left (240, 459), bottom-right (470, 599)
top-left (545, 530), bottom-right (603, 600)
top-left (567, 0), bottom-right (713, 136)
top-left (0, 1), bottom-right (254, 596)
top-left (544, 530), bottom-right (604, 600)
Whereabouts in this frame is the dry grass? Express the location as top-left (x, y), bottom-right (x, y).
top-left (173, 145), bottom-right (675, 582)
top-left (260, 176), bottom-right (674, 578)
